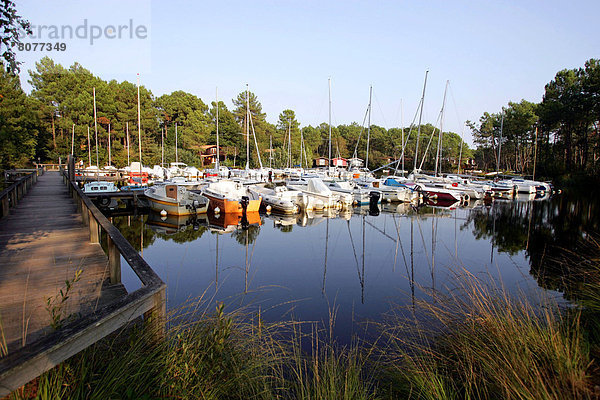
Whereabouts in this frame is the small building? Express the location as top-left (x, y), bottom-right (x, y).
top-left (332, 157), bottom-right (348, 167)
top-left (348, 157), bottom-right (364, 168)
top-left (199, 145), bottom-right (226, 166)
top-left (313, 157), bottom-right (329, 167)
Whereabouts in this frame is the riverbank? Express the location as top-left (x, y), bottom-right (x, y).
top-left (6, 236), bottom-right (600, 399)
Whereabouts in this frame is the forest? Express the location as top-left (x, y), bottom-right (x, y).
top-left (1, 57), bottom-right (599, 182)
top-left (0, 57), bottom-right (470, 172)
top-left (469, 58), bottom-right (600, 180)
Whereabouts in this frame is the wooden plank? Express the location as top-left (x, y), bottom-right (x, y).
top-left (0, 171), bottom-right (166, 396)
top-left (0, 285), bottom-right (163, 396)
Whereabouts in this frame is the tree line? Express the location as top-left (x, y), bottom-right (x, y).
top-left (469, 58), bottom-right (600, 180)
top-left (0, 57), bottom-right (471, 171)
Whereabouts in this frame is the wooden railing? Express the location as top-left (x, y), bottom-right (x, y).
top-left (0, 167), bottom-right (166, 396)
top-left (0, 168), bottom-right (43, 219)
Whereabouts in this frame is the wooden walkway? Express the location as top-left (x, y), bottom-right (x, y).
top-left (0, 172), bottom-right (127, 353)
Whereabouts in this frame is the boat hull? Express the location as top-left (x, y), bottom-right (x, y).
top-left (146, 196), bottom-right (208, 216)
top-left (204, 193), bottom-right (261, 213)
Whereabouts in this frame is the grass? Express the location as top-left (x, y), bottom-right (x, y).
top-left (380, 270), bottom-right (595, 399)
top-left (5, 237), bottom-right (600, 399)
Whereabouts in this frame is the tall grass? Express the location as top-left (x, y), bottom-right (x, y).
top-left (7, 237), bottom-right (600, 399)
top-left (380, 270), bottom-right (595, 399)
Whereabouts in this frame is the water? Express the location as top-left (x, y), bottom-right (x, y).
top-left (109, 191), bottom-right (599, 343)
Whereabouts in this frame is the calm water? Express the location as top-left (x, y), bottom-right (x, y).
top-left (109, 191), bottom-right (599, 343)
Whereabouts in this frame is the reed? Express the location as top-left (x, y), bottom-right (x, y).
top-left (8, 237), bottom-right (600, 399)
top-left (380, 269), bottom-right (595, 399)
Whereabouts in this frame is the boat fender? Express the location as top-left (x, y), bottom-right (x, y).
top-left (265, 205), bottom-right (272, 212)
top-left (452, 182), bottom-right (458, 187)
top-left (160, 209), bottom-right (167, 217)
top-left (462, 193), bottom-right (470, 203)
top-left (98, 195), bottom-right (110, 207)
top-left (214, 206), bottom-right (221, 214)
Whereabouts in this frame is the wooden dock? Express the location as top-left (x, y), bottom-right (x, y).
top-left (0, 171), bottom-right (127, 353)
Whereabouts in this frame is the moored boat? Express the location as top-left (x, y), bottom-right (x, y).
top-left (144, 183), bottom-right (209, 215)
top-left (202, 179), bottom-right (261, 213)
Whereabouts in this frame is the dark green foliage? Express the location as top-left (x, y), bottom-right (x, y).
top-left (0, 0), bottom-right (31, 74)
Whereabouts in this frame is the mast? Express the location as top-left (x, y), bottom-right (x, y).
top-left (137, 74), bottom-right (142, 175)
top-left (457, 121), bottom-right (465, 174)
top-left (246, 84), bottom-right (250, 170)
top-left (401, 99), bottom-right (405, 176)
top-left (216, 87), bottom-right (220, 170)
top-left (366, 85), bottom-right (372, 169)
top-left (434, 80), bottom-right (449, 176)
top-left (126, 122), bottom-right (130, 166)
top-left (161, 125), bottom-right (164, 167)
top-left (328, 77), bottom-right (332, 168)
top-left (532, 125), bottom-right (538, 180)
top-left (175, 122), bottom-right (178, 164)
top-left (300, 126), bottom-right (304, 169)
top-left (269, 135), bottom-right (272, 169)
top-left (413, 70), bottom-right (429, 173)
top-left (496, 112), bottom-right (504, 175)
top-left (71, 124), bottom-right (75, 155)
top-left (287, 118), bottom-right (292, 168)
top-left (108, 122), bottom-right (111, 166)
top-left (93, 87), bottom-right (99, 170)
top-left (87, 126), bottom-right (91, 166)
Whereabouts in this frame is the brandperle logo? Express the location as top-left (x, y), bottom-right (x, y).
top-left (21, 19), bottom-right (148, 45)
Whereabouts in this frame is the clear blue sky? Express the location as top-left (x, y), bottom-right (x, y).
top-left (15, 0), bottom-right (600, 145)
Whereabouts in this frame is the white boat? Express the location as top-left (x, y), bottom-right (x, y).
top-left (322, 178), bottom-right (380, 206)
top-left (286, 177), bottom-right (353, 209)
top-left (144, 183), bottom-right (209, 215)
top-left (83, 181), bottom-right (119, 208)
top-left (83, 181), bottom-right (119, 193)
top-left (247, 184), bottom-right (304, 214)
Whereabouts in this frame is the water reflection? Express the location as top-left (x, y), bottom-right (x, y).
top-left (107, 191), bottom-right (599, 343)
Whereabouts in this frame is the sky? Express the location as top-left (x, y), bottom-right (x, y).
top-left (14, 0), bottom-right (600, 146)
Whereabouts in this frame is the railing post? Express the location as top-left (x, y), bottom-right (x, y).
top-left (11, 188), bottom-right (17, 207)
top-left (88, 211), bottom-right (99, 244)
top-left (144, 287), bottom-right (166, 341)
top-left (1, 196), bottom-right (8, 217)
top-left (107, 236), bottom-right (121, 284)
top-left (81, 199), bottom-right (89, 226)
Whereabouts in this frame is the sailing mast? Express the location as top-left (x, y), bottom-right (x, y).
top-left (246, 84), bottom-right (250, 170)
top-left (434, 80), bottom-right (449, 176)
top-left (287, 118), bottom-right (292, 168)
top-left (216, 87), bottom-right (220, 171)
top-left (366, 85), bottom-right (372, 169)
top-left (93, 87), bottom-right (99, 170)
top-left (175, 122), bottom-right (178, 164)
top-left (108, 123), bottom-right (111, 166)
top-left (126, 122), bottom-right (130, 166)
top-left (413, 71), bottom-right (429, 173)
top-left (496, 111), bottom-right (504, 175)
top-left (401, 99), bottom-right (405, 176)
top-left (137, 73), bottom-right (142, 176)
top-left (269, 135), bottom-right (272, 169)
top-left (328, 77), bottom-right (332, 169)
top-left (87, 126), bottom-right (91, 166)
top-left (71, 124), bottom-right (75, 155)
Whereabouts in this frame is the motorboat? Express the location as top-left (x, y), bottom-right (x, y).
top-left (322, 178), bottom-right (381, 206)
top-left (144, 183), bottom-right (209, 215)
top-left (202, 179), bottom-right (261, 213)
top-left (286, 177), bottom-right (353, 209)
top-left (83, 181), bottom-right (119, 208)
top-left (247, 183), bottom-right (305, 214)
